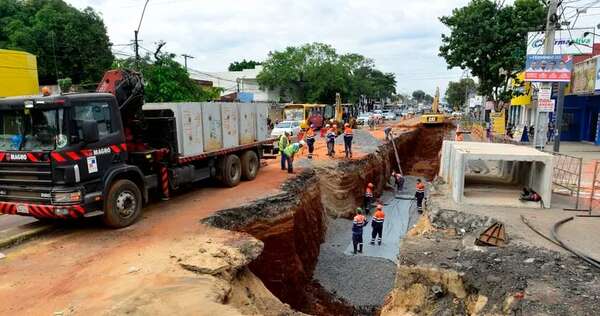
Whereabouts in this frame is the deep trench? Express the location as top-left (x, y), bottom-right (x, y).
top-left (203, 124), bottom-right (452, 315)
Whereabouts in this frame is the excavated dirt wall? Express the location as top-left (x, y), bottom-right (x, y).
top-left (204, 124), bottom-right (451, 315)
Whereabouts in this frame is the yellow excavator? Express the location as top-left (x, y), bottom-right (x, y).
top-left (420, 87), bottom-right (445, 125)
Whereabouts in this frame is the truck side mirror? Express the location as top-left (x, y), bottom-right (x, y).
top-left (82, 120), bottom-right (99, 144)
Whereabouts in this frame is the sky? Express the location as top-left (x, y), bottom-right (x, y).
top-left (65, 0), bottom-right (474, 96)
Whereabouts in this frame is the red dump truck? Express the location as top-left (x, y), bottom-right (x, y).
top-left (0, 70), bottom-right (273, 227)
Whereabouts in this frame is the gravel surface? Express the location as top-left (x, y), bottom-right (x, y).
top-left (313, 191), bottom-right (417, 314)
top-left (313, 217), bottom-right (396, 315)
top-left (336, 128), bottom-right (382, 153)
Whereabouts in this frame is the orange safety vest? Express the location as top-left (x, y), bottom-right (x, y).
top-left (373, 210), bottom-right (385, 223)
top-left (416, 182), bottom-right (425, 193)
top-left (306, 128), bottom-right (315, 140)
top-left (365, 187), bottom-right (373, 197)
top-left (344, 127), bottom-right (353, 136)
top-left (353, 214), bottom-right (366, 225)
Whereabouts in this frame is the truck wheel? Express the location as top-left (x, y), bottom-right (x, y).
top-left (220, 154), bottom-right (241, 187)
top-left (241, 150), bottom-right (259, 181)
top-left (102, 179), bottom-right (142, 228)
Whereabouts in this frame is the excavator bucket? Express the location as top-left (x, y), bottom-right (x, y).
top-left (476, 222), bottom-right (507, 247)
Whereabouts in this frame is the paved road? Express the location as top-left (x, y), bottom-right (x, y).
top-left (0, 214), bottom-right (38, 232)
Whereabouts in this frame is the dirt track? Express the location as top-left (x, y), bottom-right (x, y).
top-left (0, 162), bottom-right (292, 315)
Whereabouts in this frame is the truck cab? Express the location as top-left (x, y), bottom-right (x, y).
top-left (0, 93), bottom-right (143, 227)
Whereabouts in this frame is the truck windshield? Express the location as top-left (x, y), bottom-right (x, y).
top-left (0, 109), bottom-right (66, 151)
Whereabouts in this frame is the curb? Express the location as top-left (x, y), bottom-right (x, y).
top-left (0, 225), bottom-right (54, 249)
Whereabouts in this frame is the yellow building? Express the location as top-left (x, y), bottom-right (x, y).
top-left (509, 72), bottom-right (532, 127)
top-left (0, 49), bottom-right (39, 97)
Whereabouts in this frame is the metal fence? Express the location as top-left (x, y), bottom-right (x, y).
top-left (548, 152), bottom-right (584, 210)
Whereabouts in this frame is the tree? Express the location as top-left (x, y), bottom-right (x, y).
top-left (0, 0), bottom-right (114, 85)
top-left (412, 90), bottom-right (426, 102)
top-left (445, 78), bottom-right (477, 109)
top-left (439, 0), bottom-right (545, 102)
top-left (423, 94), bottom-right (434, 104)
top-left (257, 42), bottom-right (395, 103)
top-left (115, 50), bottom-right (216, 103)
top-left (228, 59), bottom-right (262, 71)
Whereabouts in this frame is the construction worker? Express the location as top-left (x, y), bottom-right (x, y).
top-left (305, 124), bottom-right (316, 159)
top-left (352, 207), bottom-right (369, 254)
top-left (278, 132), bottom-right (290, 171)
top-left (283, 140), bottom-right (305, 174)
top-left (392, 171), bottom-right (404, 191)
top-left (343, 123), bottom-right (353, 158)
top-left (363, 182), bottom-right (374, 215)
top-left (455, 125), bottom-right (464, 141)
top-left (415, 179), bottom-right (426, 213)
top-left (370, 204), bottom-right (385, 246)
top-left (326, 124), bottom-right (336, 157)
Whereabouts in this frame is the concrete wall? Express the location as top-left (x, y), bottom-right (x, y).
top-left (441, 141), bottom-right (553, 208)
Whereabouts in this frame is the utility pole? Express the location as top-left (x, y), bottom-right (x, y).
top-left (534, 0), bottom-right (559, 150)
top-left (134, 30), bottom-right (140, 68)
top-left (553, 82), bottom-right (566, 152)
top-left (134, 0), bottom-right (150, 70)
top-left (182, 54), bottom-right (194, 70)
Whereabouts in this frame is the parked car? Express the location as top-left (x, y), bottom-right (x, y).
top-left (451, 111), bottom-right (463, 118)
top-left (356, 113), bottom-right (372, 125)
top-left (270, 121), bottom-right (301, 138)
top-left (372, 110), bottom-right (384, 121)
top-left (382, 111), bottom-right (396, 120)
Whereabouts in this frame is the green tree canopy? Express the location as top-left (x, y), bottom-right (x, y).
top-left (445, 78), bottom-right (477, 109)
top-left (257, 42), bottom-right (395, 103)
top-left (439, 0), bottom-right (545, 101)
top-left (228, 59), bottom-right (262, 71)
top-left (412, 90), bottom-right (426, 102)
top-left (115, 51), bottom-right (218, 103)
top-left (0, 0), bottom-right (114, 85)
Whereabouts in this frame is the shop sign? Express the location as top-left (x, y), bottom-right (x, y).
top-left (527, 29), bottom-right (594, 55)
top-left (572, 57), bottom-right (597, 94)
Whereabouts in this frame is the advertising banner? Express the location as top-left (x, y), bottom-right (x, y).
top-left (510, 72), bottom-right (532, 106)
top-left (572, 57), bottom-right (597, 94)
top-left (527, 29), bottom-right (594, 55)
top-left (538, 87), bottom-right (555, 112)
top-left (490, 111), bottom-right (506, 135)
top-left (525, 54), bottom-right (573, 82)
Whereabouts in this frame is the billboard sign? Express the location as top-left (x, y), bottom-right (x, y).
top-left (572, 57), bottom-right (597, 94)
top-left (527, 29), bottom-right (594, 55)
top-left (525, 54), bottom-right (573, 82)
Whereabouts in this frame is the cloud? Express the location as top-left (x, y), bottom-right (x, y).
top-left (66, 0), bottom-right (470, 95)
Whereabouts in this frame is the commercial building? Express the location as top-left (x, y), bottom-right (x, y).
top-left (508, 72), bottom-right (534, 127)
top-left (189, 66), bottom-right (280, 103)
top-left (0, 49), bottom-right (39, 97)
top-left (561, 55), bottom-right (600, 145)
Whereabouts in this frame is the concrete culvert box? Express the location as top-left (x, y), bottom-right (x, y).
top-left (439, 141), bottom-right (553, 208)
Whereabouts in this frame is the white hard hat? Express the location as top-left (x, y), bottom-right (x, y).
top-left (299, 140), bottom-right (306, 146)
top-left (325, 124), bottom-right (331, 128)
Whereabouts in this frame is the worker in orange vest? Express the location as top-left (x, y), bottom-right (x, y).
top-left (306, 124), bottom-right (316, 159)
top-left (363, 182), bottom-right (374, 215)
top-left (351, 207), bottom-right (369, 254)
top-left (415, 179), bottom-right (426, 213)
top-left (370, 204), bottom-right (385, 245)
top-left (343, 123), bottom-right (353, 158)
